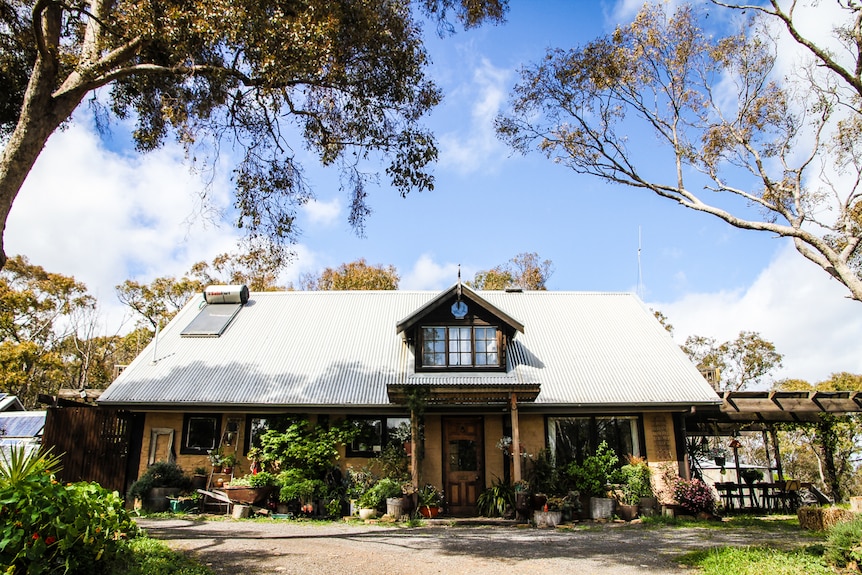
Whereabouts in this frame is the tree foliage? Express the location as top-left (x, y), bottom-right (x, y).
top-left (0, 0), bottom-right (507, 269)
top-left (497, 1), bottom-right (862, 302)
top-left (774, 372), bottom-right (862, 502)
top-left (115, 248), bottom-right (286, 330)
top-left (307, 258), bottom-right (400, 290)
top-left (0, 256), bottom-right (95, 406)
top-left (468, 252), bottom-right (554, 290)
top-left (682, 331), bottom-right (782, 391)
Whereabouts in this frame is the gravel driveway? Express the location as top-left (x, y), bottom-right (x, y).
top-left (137, 517), bottom-right (814, 575)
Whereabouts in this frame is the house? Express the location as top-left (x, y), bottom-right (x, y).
top-left (97, 283), bottom-right (720, 514)
top-left (0, 394), bottom-right (46, 459)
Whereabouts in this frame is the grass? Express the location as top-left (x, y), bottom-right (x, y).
top-left (106, 537), bottom-right (213, 575)
top-left (641, 513), bottom-right (806, 533)
top-left (677, 546), bottom-right (832, 575)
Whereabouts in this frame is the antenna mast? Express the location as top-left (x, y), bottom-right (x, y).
top-left (637, 227), bottom-right (645, 299)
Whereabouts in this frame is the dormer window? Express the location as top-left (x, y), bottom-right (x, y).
top-left (420, 325), bottom-right (500, 369)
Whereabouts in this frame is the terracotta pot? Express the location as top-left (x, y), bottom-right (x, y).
top-left (418, 505), bottom-right (440, 518)
top-left (617, 503), bottom-right (639, 521)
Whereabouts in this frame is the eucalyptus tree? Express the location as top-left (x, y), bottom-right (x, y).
top-left (469, 252), bottom-right (554, 290)
top-left (497, 1), bottom-right (862, 302)
top-left (0, 255), bottom-right (94, 406)
top-left (682, 331), bottom-right (783, 391)
top-left (308, 259), bottom-right (400, 291)
top-left (0, 0), bottom-right (507, 269)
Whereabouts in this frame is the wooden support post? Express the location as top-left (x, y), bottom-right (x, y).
top-left (510, 392), bottom-right (521, 483)
top-left (411, 408), bottom-right (420, 491)
top-left (769, 426), bottom-right (784, 482)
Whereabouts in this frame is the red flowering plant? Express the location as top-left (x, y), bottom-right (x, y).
top-left (673, 478), bottom-right (716, 515)
top-left (0, 447), bottom-right (138, 574)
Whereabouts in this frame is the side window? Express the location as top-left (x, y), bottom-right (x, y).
top-left (547, 416), bottom-right (641, 468)
top-left (347, 418), bottom-right (383, 457)
top-left (181, 413), bottom-right (221, 454)
top-left (346, 417), bottom-right (411, 457)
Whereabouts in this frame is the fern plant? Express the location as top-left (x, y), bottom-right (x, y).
top-left (477, 478), bottom-right (515, 518)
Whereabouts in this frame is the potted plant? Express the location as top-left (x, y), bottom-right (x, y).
top-left (223, 471), bottom-right (279, 505)
top-left (417, 484), bottom-right (443, 518)
top-left (513, 480), bottom-right (531, 519)
top-left (567, 441), bottom-right (619, 520)
top-left (740, 468), bottom-right (764, 485)
top-left (191, 466), bottom-right (208, 490)
top-left (710, 448), bottom-right (727, 468)
top-left (128, 460), bottom-right (192, 512)
top-left (357, 477), bottom-right (402, 518)
top-left (277, 468), bottom-right (325, 515)
top-left (221, 453), bottom-right (237, 475)
top-left (207, 446), bottom-right (224, 473)
top-left (533, 495), bottom-right (564, 527)
top-left (617, 455), bottom-right (654, 520)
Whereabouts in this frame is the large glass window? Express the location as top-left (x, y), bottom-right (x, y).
top-left (547, 416), bottom-right (641, 469)
top-left (180, 413), bottom-right (221, 454)
top-left (242, 414), bottom-right (304, 454)
top-left (347, 416), bottom-right (412, 457)
top-left (421, 326), bottom-right (499, 368)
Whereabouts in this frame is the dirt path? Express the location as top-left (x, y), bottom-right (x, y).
top-left (137, 517), bottom-right (816, 575)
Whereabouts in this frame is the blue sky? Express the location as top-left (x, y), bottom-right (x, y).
top-left (6, 1), bottom-right (862, 385)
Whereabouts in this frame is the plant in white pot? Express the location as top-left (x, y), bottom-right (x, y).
top-left (567, 441), bottom-right (619, 520)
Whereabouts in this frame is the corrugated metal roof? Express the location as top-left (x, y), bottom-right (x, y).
top-left (98, 289), bottom-right (719, 410)
top-left (0, 411), bottom-right (46, 438)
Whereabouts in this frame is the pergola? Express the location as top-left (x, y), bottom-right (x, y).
top-left (685, 390), bottom-right (862, 482)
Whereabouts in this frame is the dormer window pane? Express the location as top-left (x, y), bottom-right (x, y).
top-left (474, 327), bottom-right (498, 365)
top-left (420, 326), bottom-right (500, 369)
top-left (449, 327), bottom-right (472, 365)
top-left (422, 327), bottom-right (446, 366)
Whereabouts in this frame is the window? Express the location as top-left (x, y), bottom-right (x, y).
top-left (420, 326), bottom-right (499, 368)
top-left (547, 416), bottom-right (641, 469)
top-left (181, 413), bottom-right (221, 455)
top-left (346, 416), bottom-right (411, 457)
top-left (242, 414), bottom-right (303, 454)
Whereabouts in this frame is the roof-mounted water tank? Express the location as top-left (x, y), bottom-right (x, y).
top-left (181, 285), bottom-right (250, 337)
top-left (204, 284), bottom-right (250, 305)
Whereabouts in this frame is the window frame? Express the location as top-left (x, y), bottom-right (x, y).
top-left (346, 416), bottom-right (412, 458)
top-left (417, 324), bottom-right (503, 371)
top-left (546, 415), bottom-right (644, 469)
top-left (180, 413), bottom-right (222, 455)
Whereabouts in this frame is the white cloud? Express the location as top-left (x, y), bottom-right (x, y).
top-left (653, 243), bottom-right (862, 385)
top-left (401, 254), bottom-right (463, 290)
top-left (6, 118), bottom-right (240, 333)
top-left (302, 198), bottom-right (341, 227)
top-left (438, 58), bottom-right (510, 174)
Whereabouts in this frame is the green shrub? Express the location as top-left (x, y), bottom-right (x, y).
top-left (824, 515), bottom-right (862, 568)
top-left (619, 456), bottom-right (653, 505)
top-left (0, 447), bottom-right (139, 575)
top-left (128, 461), bottom-right (192, 500)
top-left (277, 468), bottom-right (325, 503)
top-left (227, 471), bottom-right (278, 488)
top-left (567, 441), bottom-right (619, 498)
top-left (477, 478), bottom-right (514, 517)
top-left (359, 477), bottom-right (402, 509)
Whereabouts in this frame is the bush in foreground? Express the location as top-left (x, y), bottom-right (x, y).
top-left (824, 514), bottom-right (862, 569)
top-left (0, 447), bottom-right (138, 574)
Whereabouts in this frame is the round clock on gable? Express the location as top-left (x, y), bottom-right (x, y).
top-left (451, 300), bottom-right (468, 319)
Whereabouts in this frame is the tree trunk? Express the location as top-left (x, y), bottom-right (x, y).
top-left (816, 415), bottom-right (843, 502)
top-left (0, 5), bottom-right (88, 269)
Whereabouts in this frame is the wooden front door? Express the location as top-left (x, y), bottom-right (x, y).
top-left (444, 417), bottom-right (484, 516)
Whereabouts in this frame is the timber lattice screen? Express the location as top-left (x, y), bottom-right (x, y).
top-left (41, 406), bottom-right (131, 494)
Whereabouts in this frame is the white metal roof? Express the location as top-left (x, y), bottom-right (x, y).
top-left (98, 289), bottom-right (720, 410)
